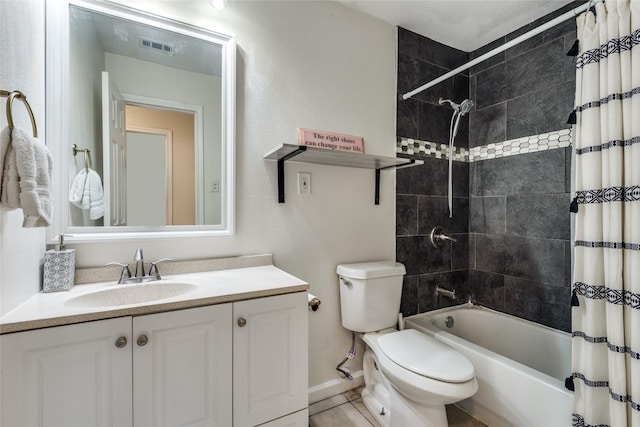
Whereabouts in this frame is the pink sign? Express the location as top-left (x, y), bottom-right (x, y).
top-left (298, 128), bottom-right (365, 153)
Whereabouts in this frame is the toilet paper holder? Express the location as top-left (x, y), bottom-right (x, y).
top-left (308, 293), bottom-right (321, 312)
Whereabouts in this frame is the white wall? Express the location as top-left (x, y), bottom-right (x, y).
top-left (1, 0), bottom-right (398, 393)
top-left (0, 0), bottom-right (46, 316)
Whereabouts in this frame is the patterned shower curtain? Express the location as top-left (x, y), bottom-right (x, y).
top-left (571, 0), bottom-right (640, 426)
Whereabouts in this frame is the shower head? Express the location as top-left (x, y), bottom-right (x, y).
top-left (459, 99), bottom-right (474, 115)
top-left (438, 98), bottom-right (474, 116)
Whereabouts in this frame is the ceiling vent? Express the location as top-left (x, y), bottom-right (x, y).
top-left (139, 37), bottom-right (175, 55)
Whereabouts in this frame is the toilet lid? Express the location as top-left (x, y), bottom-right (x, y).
top-left (377, 329), bottom-right (475, 383)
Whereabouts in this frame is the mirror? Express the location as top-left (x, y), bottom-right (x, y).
top-left (46, 0), bottom-right (235, 241)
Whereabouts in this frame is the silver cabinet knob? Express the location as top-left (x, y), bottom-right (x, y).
top-left (115, 336), bottom-right (127, 348)
top-left (237, 318), bottom-right (247, 327)
top-left (137, 334), bottom-right (149, 346)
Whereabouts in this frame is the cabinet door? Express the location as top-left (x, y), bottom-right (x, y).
top-left (233, 292), bottom-right (308, 427)
top-left (133, 304), bottom-right (233, 427)
top-left (0, 317), bottom-right (132, 427)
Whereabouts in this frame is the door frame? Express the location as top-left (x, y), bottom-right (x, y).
top-left (122, 94), bottom-right (205, 224)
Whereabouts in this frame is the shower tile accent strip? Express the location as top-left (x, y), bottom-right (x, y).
top-left (396, 138), bottom-right (470, 161)
top-left (397, 128), bottom-right (572, 162)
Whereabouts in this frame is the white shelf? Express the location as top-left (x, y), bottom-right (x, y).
top-left (263, 144), bottom-right (423, 204)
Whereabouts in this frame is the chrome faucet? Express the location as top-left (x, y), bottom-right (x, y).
top-left (133, 248), bottom-right (145, 279)
top-left (430, 226), bottom-right (458, 248)
top-left (106, 248), bottom-right (172, 284)
top-left (435, 286), bottom-right (456, 300)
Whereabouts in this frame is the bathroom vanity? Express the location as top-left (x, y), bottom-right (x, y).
top-left (0, 258), bottom-right (309, 427)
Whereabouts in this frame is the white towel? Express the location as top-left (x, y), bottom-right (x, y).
top-left (0, 126), bottom-right (53, 227)
top-left (69, 168), bottom-right (104, 220)
top-left (14, 127), bottom-right (53, 227)
top-left (69, 169), bottom-right (86, 208)
top-left (0, 127), bottom-right (20, 207)
top-left (25, 136), bottom-right (54, 227)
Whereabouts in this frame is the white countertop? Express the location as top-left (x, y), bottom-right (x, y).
top-left (1, 265), bottom-right (308, 334)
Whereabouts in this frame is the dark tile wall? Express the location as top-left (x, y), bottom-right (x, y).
top-left (467, 3), bottom-right (577, 332)
top-left (396, 28), bottom-right (471, 317)
top-left (396, 3), bottom-right (580, 332)
top-left (397, 28), bottom-right (470, 148)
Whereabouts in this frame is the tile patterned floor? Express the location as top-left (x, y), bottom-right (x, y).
top-left (308, 386), bottom-right (487, 427)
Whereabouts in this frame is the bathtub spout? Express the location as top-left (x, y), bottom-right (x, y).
top-left (435, 286), bottom-right (456, 300)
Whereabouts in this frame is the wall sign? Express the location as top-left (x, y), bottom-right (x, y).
top-left (298, 128), bottom-right (364, 153)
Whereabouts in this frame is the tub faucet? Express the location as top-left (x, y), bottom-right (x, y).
top-left (435, 286), bottom-right (456, 300)
top-left (430, 226), bottom-right (457, 248)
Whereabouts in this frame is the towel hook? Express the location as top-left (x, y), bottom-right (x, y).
top-left (1, 90), bottom-right (38, 138)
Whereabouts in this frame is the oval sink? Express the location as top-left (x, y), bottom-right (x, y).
top-left (65, 282), bottom-right (198, 308)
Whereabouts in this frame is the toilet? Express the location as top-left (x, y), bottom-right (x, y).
top-left (337, 261), bottom-right (478, 427)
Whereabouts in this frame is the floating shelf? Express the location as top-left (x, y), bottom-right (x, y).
top-left (264, 144), bottom-right (424, 204)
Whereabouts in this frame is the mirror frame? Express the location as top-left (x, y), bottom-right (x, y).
top-left (46, 0), bottom-right (235, 243)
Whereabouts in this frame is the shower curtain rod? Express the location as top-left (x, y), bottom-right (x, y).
top-left (402, 0), bottom-right (596, 100)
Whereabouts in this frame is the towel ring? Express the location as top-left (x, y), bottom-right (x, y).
top-left (1, 90), bottom-right (38, 138)
top-left (72, 144), bottom-right (93, 171)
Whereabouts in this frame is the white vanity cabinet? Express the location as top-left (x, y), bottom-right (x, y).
top-left (0, 316), bottom-right (133, 427)
top-left (233, 292), bottom-right (308, 427)
top-left (133, 304), bottom-right (233, 427)
top-left (0, 291), bottom-right (308, 427)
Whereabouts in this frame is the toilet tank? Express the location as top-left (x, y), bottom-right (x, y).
top-left (337, 261), bottom-right (406, 333)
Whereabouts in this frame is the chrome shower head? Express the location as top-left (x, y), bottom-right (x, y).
top-left (438, 98), bottom-right (474, 116)
top-left (459, 99), bottom-right (474, 115)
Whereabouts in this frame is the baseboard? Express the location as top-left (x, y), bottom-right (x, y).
top-left (308, 371), bottom-right (364, 404)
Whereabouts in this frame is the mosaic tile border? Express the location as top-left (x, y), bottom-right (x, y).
top-left (396, 128), bottom-right (572, 162)
top-left (396, 138), bottom-right (470, 161)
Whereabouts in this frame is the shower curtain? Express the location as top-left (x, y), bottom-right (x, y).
top-left (571, 0), bottom-right (640, 426)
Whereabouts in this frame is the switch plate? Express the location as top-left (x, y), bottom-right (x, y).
top-left (298, 172), bottom-right (311, 194)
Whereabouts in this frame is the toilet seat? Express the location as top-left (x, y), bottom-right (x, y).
top-left (362, 329), bottom-right (478, 408)
top-left (377, 329), bottom-right (474, 383)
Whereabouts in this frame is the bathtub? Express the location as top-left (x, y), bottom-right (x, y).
top-left (405, 303), bottom-right (572, 427)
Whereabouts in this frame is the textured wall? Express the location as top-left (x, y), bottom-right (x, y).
top-left (0, 0), bottom-right (47, 316)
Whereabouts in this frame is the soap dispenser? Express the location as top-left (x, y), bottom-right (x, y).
top-left (43, 234), bottom-right (76, 292)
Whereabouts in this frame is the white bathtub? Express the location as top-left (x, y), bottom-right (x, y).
top-left (405, 303), bottom-right (572, 427)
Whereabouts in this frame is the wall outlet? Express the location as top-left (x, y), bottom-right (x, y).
top-left (298, 172), bottom-right (311, 194)
top-left (210, 179), bottom-right (220, 193)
